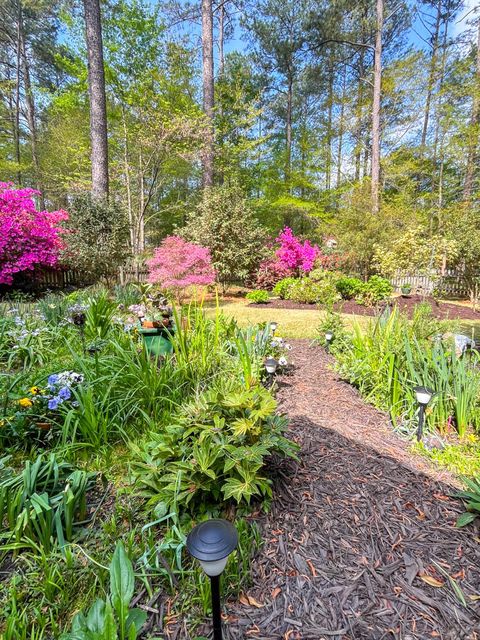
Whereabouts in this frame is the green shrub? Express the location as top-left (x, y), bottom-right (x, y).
top-left (355, 275), bottom-right (393, 306)
top-left (131, 381), bottom-right (298, 511)
top-left (272, 277), bottom-right (298, 299)
top-left (336, 276), bottom-right (365, 300)
top-left (287, 278), bottom-right (340, 306)
top-left (246, 290), bottom-right (270, 304)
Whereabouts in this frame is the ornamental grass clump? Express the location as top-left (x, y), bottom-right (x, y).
top-left (332, 305), bottom-right (480, 437)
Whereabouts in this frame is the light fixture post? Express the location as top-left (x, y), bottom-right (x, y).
top-left (417, 403), bottom-right (426, 442)
top-left (325, 331), bottom-right (334, 352)
top-left (414, 386), bottom-right (434, 442)
top-left (186, 519), bottom-right (238, 640)
top-left (211, 574), bottom-right (222, 640)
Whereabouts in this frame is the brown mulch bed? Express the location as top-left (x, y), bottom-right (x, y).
top-left (224, 340), bottom-right (480, 640)
top-left (250, 295), bottom-right (480, 321)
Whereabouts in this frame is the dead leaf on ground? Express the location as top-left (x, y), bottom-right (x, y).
top-left (419, 574), bottom-right (444, 587)
top-left (240, 593), bottom-right (264, 608)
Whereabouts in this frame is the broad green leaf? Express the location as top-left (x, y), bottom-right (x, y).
top-left (110, 542), bottom-right (135, 623)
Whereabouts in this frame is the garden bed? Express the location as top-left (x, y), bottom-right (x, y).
top-left (249, 294), bottom-right (480, 320)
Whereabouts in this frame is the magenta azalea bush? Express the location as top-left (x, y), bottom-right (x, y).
top-left (147, 236), bottom-right (216, 293)
top-left (275, 227), bottom-right (318, 274)
top-left (0, 183), bottom-right (68, 285)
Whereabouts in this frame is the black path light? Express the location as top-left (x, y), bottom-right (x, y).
top-left (325, 330), bottom-right (334, 351)
top-left (264, 357), bottom-right (278, 386)
top-left (186, 519), bottom-right (238, 640)
top-left (414, 385), bottom-right (435, 442)
top-left (270, 321), bottom-right (278, 335)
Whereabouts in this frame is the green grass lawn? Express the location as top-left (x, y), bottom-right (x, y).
top-left (204, 298), bottom-right (369, 339)
top-left (204, 297), bottom-right (480, 340)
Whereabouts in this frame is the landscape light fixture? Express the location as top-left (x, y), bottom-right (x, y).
top-left (265, 357), bottom-right (278, 375)
top-left (186, 519), bottom-right (238, 640)
top-left (414, 385), bottom-right (434, 442)
top-left (325, 330), bottom-right (334, 351)
top-left (270, 321), bottom-right (278, 335)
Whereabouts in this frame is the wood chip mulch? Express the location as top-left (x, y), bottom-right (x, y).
top-left (224, 340), bottom-right (480, 640)
top-left (250, 295), bottom-right (480, 321)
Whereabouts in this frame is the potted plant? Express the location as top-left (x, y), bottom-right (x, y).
top-left (401, 283), bottom-right (412, 297)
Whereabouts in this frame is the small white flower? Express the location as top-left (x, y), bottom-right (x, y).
top-left (285, 343), bottom-right (292, 350)
top-left (278, 356), bottom-right (288, 366)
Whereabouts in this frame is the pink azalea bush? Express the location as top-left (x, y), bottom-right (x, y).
top-left (0, 183), bottom-right (68, 285)
top-left (147, 236), bottom-right (216, 295)
top-left (275, 227), bottom-right (318, 274)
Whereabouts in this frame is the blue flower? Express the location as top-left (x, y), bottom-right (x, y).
top-left (58, 387), bottom-right (71, 400)
top-left (48, 397), bottom-right (61, 410)
top-left (48, 374), bottom-right (59, 386)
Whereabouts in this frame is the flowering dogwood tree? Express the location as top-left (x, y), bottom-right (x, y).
top-left (275, 227), bottom-right (318, 274)
top-left (147, 236), bottom-right (216, 298)
top-left (0, 183), bottom-right (68, 285)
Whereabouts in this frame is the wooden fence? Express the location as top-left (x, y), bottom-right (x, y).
top-left (391, 270), bottom-right (477, 299)
top-left (9, 265), bottom-right (479, 301)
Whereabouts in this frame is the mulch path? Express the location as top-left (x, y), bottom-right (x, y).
top-left (224, 340), bottom-right (480, 640)
top-left (250, 295), bottom-right (480, 321)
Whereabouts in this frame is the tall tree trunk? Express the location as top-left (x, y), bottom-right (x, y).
top-left (325, 56), bottom-right (334, 190)
top-left (14, 8), bottom-right (21, 185)
top-left (83, 0), bottom-right (109, 200)
top-left (421, 2), bottom-right (442, 149)
top-left (218, 2), bottom-right (225, 76)
top-left (18, 8), bottom-right (44, 208)
top-left (285, 74), bottom-right (293, 190)
top-left (122, 109), bottom-right (135, 254)
top-left (336, 64), bottom-right (347, 188)
top-left (354, 52), bottom-right (365, 181)
top-left (371, 0), bottom-right (384, 215)
top-left (202, 0), bottom-right (215, 187)
top-left (464, 20), bottom-right (480, 201)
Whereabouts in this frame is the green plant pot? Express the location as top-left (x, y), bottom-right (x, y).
top-left (138, 327), bottom-right (174, 356)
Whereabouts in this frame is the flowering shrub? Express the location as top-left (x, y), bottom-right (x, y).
top-left (254, 258), bottom-right (293, 290)
top-left (275, 227), bottom-right (318, 274)
top-left (0, 183), bottom-right (68, 285)
top-left (147, 236), bottom-right (216, 298)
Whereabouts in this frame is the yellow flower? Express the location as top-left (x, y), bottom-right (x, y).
top-left (29, 386), bottom-right (41, 395)
top-left (18, 398), bottom-right (33, 408)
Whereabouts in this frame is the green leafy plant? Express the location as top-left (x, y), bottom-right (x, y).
top-left (455, 477), bottom-right (480, 527)
top-left (246, 290), bottom-right (270, 304)
top-left (335, 276), bottom-right (364, 300)
top-left (0, 454), bottom-right (97, 553)
top-left (355, 275), bottom-right (393, 306)
top-left (131, 381), bottom-right (298, 511)
top-left (60, 542), bottom-right (147, 640)
top-left (84, 292), bottom-right (117, 340)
